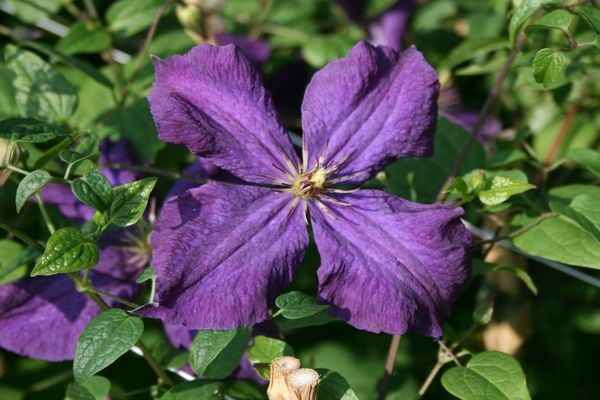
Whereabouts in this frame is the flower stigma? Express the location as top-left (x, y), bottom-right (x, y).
top-left (292, 166), bottom-right (328, 199)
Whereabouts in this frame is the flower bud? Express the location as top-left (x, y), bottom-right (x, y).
top-left (176, 3), bottom-right (203, 33)
top-left (267, 356), bottom-right (300, 400)
top-left (0, 139), bottom-right (18, 186)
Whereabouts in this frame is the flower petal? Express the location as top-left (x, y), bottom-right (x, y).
top-left (368, 1), bottom-right (415, 50)
top-left (148, 45), bottom-right (299, 184)
top-left (144, 182), bottom-right (308, 329)
top-left (301, 42), bottom-right (439, 184)
top-left (215, 33), bottom-right (271, 66)
top-left (309, 190), bottom-right (471, 336)
top-left (0, 247), bottom-right (139, 361)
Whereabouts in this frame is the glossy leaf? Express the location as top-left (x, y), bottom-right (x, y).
top-left (74, 310), bottom-right (144, 382)
top-left (71, 171), bottom-right (113, 212)
top-left (532, 49), bottom-right (567, 88)
top-left (31, 228), bottom-right (99, 276)
top-left (275, 291), bottom-right (329, 319)
top-left (526, 9), bottom-right (573, 32)
top-left (0, 118), bottom-right (66, 143)
top-left (441, 352), bottom-right (531, 400)
top-left (564, 194), bottom-right (600, 241)
top-left (189, 328), bottom-right (251, 379)
top-left (478, 175), bottom-right (535, 206)
top-left (508, 0), bottom-right (561, 45)
top-left (65, 376), bottom-right (111, 400)
top-left (108, 177), bottom-right (157, 227)
top-left (317, 369), bottom-right (359, 400)
top-left (15, 169), bottom-right (52, 212)
top-left (247, 335), bottom-right (294, 379)
top-left (513, 215), bottom-right (600, 270)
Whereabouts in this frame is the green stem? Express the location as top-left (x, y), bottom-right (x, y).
top-left (35, 194), bottom-right (55, 234)
top-left (417, 361), bottom-right (443, 398)
top-left (0, 221), bottom-right (45, 252)
top-left (7, 164), bottom-right (29, 175)
top-left (87, 286), bottom-right (142, 309)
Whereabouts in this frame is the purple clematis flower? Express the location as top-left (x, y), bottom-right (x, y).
top-left (144, 41), bottom-right (472, 337)
top-left (0, 247), bottom-right (140, 361)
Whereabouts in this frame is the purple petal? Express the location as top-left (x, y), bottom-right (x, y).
top-left (164, 322), bottom-right (196, 350)
top-left (98, 138), bottom-right (139, 186)
top-left (301, 42), bottom-right (439, 184)
top-left (39, 183), bottom-right (94, 221)
top-left (309, 190), bottom-right (471, 336)
top-left (0, 247), bottom-right (140, 361)
top-left (143, 182), bottom-right (308, 329)
top-left (148, 45), bottom-right (299, 184)
top-left (215, 33), bottom-right (271, 66)
top-left (368, 1), bottom-right (415, 50)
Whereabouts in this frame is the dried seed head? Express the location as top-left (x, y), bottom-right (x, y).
top-left (287, 368), bottom-right (320, 400)
top-left (267, 357), bottom-right (301, 400)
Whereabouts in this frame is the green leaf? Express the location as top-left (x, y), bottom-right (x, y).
top-left (247, 336), bottom-right (294, 379)
top-left (59, 133), bottom-right (98, 165)
top-left (546, 184), bottom-right (600, 215)
top-left (275, 310), bottom-right (337, 330)
top-left (472, 260), bottom-right (537, 295)
top-left (0, 240), bottom-right (38, 284)
top-left (301, 35), bottom-right (355, 68)
top-left (71, 171), bottom-right (113, 212)
top-left (8, 0), bottom-right (63, 23)
top-left (508, 0), bottom-right (561, 45)
top-left (98, 99), bottom-right (163, 162)
top-left (57, 22), bottom-right (112, 56)
top-left (136, 266), bottom-right (156, 283)
top-left (385, 118), bottom-right (485, 203)
top-left (532, 48), bottom-right (567, 88)
top-left (108, 177), bottom-right (157, 227)
top-left (190, 328), bottom-right (251, 379)
top-left (5, 45), bottom-right (78, 123)
top-left (220, 381), bottom-right (266, 400)
top-left (15, 169), bottom-right (52, 212)
top-left (74, 309), bottom-right (144, 382)
top-left (275, 291), bottom-right (329, 319)
top-left (441, 352), bottom-right (531, 400)
top-left (316, 369), bottom-right (359, 400)
top-left (0, 118), bottom-right (66, 143)
top-left (576, 3), bottom-right (600, 33)
top-left (22, 41), bottom-right (114, 89)
top-left (526, 9), bottom-right (573, 33)
top-left (31, 228), bottom-right (99, 276)
top-left (567, 148), bottom-right (600, 177)
top-left (160, 381), bottom-right (223, 400)
top-left (513, 215), bottom-right (600, 269)
top-left (444, 38), bottom-right (510, 69)
top-left (478, 175), bottom-right (535, 206)
top-left (106, 0), bottom-right (168, 38)
top-left (65, 376), bottom-right (111, 400)
top-left (486, 149), bottom-right (528, 168)
top-left (564, 194), bottom-right (600, 241)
